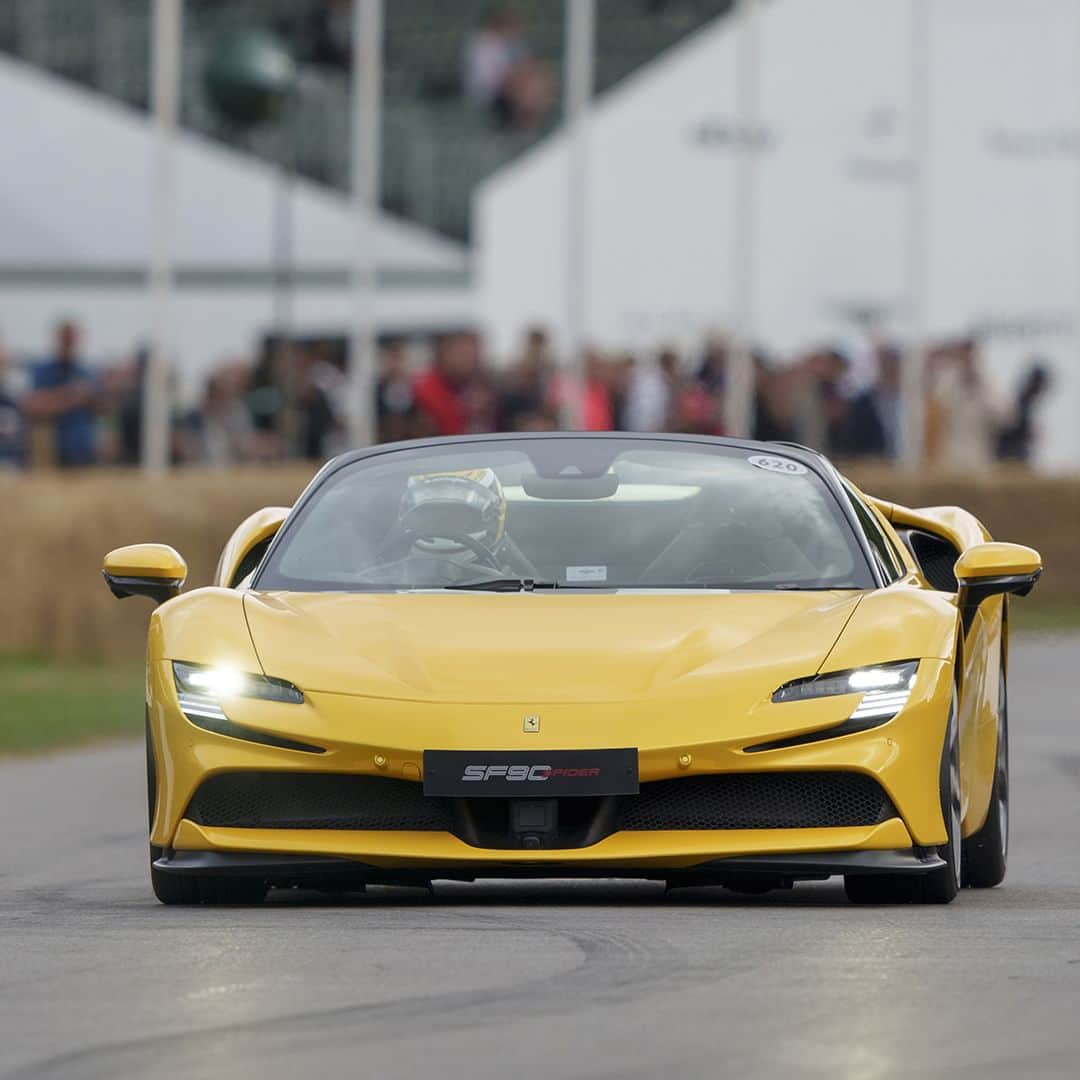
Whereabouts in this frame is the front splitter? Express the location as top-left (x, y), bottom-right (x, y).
top-left (153, 846), bottom-right (943, 883)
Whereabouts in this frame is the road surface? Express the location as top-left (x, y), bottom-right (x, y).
top-left (2, 636), bottom-right (1079, 1079)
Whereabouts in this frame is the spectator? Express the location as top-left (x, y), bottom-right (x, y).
top-left (22, 320), bottom-right (99, 467)
top-left (624, 348), bottom-right (680, 432)
top-left (996, 361), bottom-right (1051, 463)
top-left (495, 55), bottom-right (556, 131)
top-left (693, 336), bottom-right (728, 394)
top-left (377, 339), bottom-right (418, 443)
top-left (116, 347), bottom-right (148, 466)
top-left (751, 354), bottom-right (798, 443)
top-left (247, 338), bottom-right (288, 460)
top-left (463, 8), bottom-right (555, 131)
top-left (413, 332), bottom-right (480, 436)
top-left (457, 332), bottom-right (500, 433)
top-left (792, 348), bottom-right (849, 454)
top-left (0, 336), bottom-right (26, 467)
top-left (193, 365), bottom-right (256, 466)
top-left (837, 345), bottom-right (901, 457)
top-left (300, 343), bottom-right (346, 460)
top-left (927, 338), bottom-right (994, 470)
top-left (581, 350), bottom-right (617, 431)
top-left (607, 354), bottom-right (635, 431)
top-left (463, 8), bottom-right (529, 110)
top-left (498, 326), bottom-right (557, 431)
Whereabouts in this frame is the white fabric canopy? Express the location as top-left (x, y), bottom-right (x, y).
top-left (0, 53), bottom-right (467, 275)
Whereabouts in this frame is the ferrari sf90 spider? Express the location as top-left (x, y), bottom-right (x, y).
top-left (103, 434), bottom-right (1041, 904)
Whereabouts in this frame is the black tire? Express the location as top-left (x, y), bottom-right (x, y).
top-left (145, 717), bottom-right (267, 905)
top-left (962, 666), bottom-right (1009, 888)
top-left (845, 689), bottom-right (961, 905)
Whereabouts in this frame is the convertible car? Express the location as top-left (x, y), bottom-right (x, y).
top-left (103, 434), bottom-right (1041, 905)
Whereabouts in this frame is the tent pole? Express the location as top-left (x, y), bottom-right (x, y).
top-left (143, 0), bottom-right (182, 471)
top-left (346, 0), bottom-right (383, 449)
top-left (901, 0), bottom-right (929, 469)
top-left (727, 0), bottom-right (760, 440)
top-left (562, 0), bottom-right (595, 429)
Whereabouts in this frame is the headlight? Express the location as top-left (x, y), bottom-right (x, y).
top-left (173, 662), bottom-right (304, 717)
top-left (171, 656), bottom-right (304, 717)
top-left (772, 660), bottom-right (918, 722)
top-left (171, 662), bottom-right (320, 753)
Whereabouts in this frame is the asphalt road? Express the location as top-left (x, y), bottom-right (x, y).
top-left (2, 636), bottom-right (1079, 1080)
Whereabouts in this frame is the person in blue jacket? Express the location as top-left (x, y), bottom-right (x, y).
top-left (24, 320), bottom-right (99, 467)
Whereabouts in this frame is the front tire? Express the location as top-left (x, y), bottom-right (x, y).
top-left (845, 689), bottom-right (961, 905)
top-left (962, 666), bottom-right (1009, 888)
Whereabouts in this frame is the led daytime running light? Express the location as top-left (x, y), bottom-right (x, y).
top-left (772, 661), bottom-right (918, 724)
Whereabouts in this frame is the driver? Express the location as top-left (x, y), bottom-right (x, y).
top-left (398, 467), bottom-right (508, 561)
top-left (367, 466), bottom-right (538, 585)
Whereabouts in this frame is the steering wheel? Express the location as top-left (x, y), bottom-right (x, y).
top-left (411, 529), bottom-right (502, 569)
top-left (375, 526), bottom-right (503, 572)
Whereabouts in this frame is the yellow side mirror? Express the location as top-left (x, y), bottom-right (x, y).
top-left (955, 542), bottom-right (1041, 625)
top-left (955, 542), bottom-right (1041, 588)
top-left (103, 544), bottom-right (188, 604)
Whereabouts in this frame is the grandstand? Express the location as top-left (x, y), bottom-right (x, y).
top-left (0, 0), bottom-right (734, 240)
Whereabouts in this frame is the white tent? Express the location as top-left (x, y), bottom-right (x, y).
top-left (476, 0), bottom-right (1080, 470)
top-left (0, 54), bottom-right (474, 392)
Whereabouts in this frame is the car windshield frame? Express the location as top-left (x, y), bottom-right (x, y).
top-left (252, 434), bottom-right (880, 594)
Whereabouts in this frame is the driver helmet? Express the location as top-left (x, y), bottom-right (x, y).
top-left (399, 467), bottom-right (507, 556)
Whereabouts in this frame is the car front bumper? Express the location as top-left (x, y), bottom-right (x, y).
top-left (147, 656), bottom-right (955, 876)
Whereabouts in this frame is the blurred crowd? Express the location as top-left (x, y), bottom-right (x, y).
top-left (0, 320), bottom-right (1052, 472)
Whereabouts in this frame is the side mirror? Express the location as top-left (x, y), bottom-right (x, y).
top-left (103, 544), bottom-right (188, 604)
top-left (955, 542), bottom-right (1041, 625)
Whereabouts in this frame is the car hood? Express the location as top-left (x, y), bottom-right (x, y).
top-left (243, 590), bottom-right (863, 705)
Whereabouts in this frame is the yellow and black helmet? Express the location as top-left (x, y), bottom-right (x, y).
top-left (399, 467), bottom-right (507, 553)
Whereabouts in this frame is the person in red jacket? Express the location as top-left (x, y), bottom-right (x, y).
top-left (412, 333), bottom-right (480, 437)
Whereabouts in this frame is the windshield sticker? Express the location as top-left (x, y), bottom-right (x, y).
top-left (567, 565), bottom-right (608, 583)
top-left (747, 454), bottom-right (808, 476)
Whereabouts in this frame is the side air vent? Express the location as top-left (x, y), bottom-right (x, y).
top-left (899, 528), bottom-right (961, 592)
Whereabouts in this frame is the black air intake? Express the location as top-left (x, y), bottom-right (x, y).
top-left (186, 772), bottom-right (453, 831)
top-left (616, 772), bottom-right (896, 831)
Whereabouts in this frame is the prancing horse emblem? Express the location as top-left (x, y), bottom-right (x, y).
top-left (523, 714), bottom-right (541, 733)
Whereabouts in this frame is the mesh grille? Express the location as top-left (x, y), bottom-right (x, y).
top-left (186, 772), bottom-right (453, 831)
top-left (616, 772), bottom-right (896, 831)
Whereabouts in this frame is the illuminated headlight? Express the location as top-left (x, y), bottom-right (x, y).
top-left (170, 661), bottom-right (320, 753)
top-left (172, 661), bottom-right (303, 721)
top-left (772, 661), bottom-right (918, 723)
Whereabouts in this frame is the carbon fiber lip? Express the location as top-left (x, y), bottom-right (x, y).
top-left (153, 847), bottom-right (943, 881)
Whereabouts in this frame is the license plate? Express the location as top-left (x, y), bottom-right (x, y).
top-left (422, 749), bottom-right (639, 798)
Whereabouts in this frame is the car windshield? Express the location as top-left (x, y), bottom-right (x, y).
top-left (255, 438), bottom-right (874, 592)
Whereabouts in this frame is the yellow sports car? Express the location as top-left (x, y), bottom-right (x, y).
top-left (103, 434), bottom-right (1041, 905)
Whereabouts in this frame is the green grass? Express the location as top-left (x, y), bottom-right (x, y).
top-left (3, 602), bottom-right (1080, 756)
top-left (1, 655), bottom-right (145, 755)
top-left (1010, 599), bottom-right (1080, 633)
